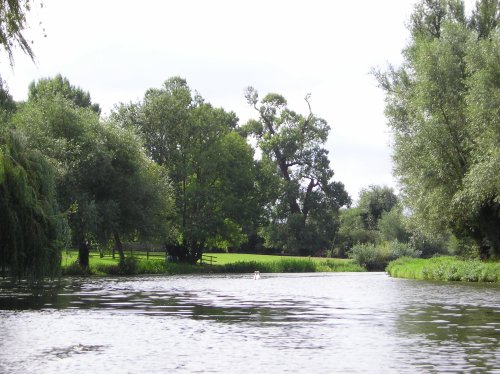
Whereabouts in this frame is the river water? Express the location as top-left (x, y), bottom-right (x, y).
top-left (0, 273), bottom-right (499, 373)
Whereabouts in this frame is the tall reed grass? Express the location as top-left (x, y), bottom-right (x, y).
top-left (62, 256), bottom-right (364, 276)
top-left (386, 256), bottom-right (500, 282)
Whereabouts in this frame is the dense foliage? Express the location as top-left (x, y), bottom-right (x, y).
top-left (29, 74), bottom-right (101, 114)
top-left (334, 186), bottom-right (409, 256)
top-left (376, 0), bottom-right (500, 258)
top-left (0, 129), bottom-right (66, 279)
top-left (113, 78), bottom-right (260, 263)
top-left (349, 241), bottom-right (421, 271)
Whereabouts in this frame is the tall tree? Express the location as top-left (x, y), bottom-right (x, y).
top-left (113, 77), bottom-right (257, 263)
top-left (15, 80), bottom-right (175, 268)
top-left (93, 122), bottom-right (174, 264)
top-left (14, 90), bottom-right (102, 268)
top-left (357, 185), bottom-right (399, 230)
top-left (469, 0), bottom-right (499, 38)
top-left (244, 88), bottom-right (350, 255)
top-left (376, 0), bottom-right (500, 257)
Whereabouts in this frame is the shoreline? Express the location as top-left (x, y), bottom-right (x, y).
top-left (61, 253), bottom-right (365, 277)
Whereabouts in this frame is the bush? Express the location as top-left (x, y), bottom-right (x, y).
top-left (408, 231), bottom-right (450, 257)
top-left (349, 241), bottom-right (421, 271)
top-left (93, 256), bottom-right (139, 275)
top-left (447, 236), bottom-right (481, 259)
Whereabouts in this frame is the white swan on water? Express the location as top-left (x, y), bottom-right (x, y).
top-left (253, 271), bottom-right (260, 280)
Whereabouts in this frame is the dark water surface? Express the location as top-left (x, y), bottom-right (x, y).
top-left (0, 273), bottom-right (499, 373)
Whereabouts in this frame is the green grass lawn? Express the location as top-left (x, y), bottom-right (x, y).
top-left (200, 252), bottom-right (354, 265)
top-left (61, 250), bottom-right (363, 276)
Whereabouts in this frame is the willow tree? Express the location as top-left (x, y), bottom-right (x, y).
top-left (91, 122), bottom-right (175, 264)
top-left (0, 0), bottom-right (37, 65)
top-left (0, 2), bottom-right (66, 279)
top-left (0, 130), bottom-right (66, 279)
top-left (15, 77), bottom-right (175, 268)
top-left (375, 0), bottom-right (500, 257)
top-left (244, 88), bottom-right (350, 255)
top-left (13, 91), bottom-right (103, 268)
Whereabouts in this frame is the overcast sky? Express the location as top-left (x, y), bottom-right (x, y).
top-left (2, 0), bottom-right (473, 201)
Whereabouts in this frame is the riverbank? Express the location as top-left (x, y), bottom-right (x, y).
top-left (61, 251), bottom-right (364, 276)
top-left (386, 256), bottom-right (500, 283)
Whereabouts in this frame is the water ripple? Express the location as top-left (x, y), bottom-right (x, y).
top-left (1, 273), bottom-right (499, 373)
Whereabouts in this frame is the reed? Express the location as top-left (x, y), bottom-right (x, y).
top-left (386, 256), bottom-right (500, 282)
top-left (61, 251), bottom-right (364, 276)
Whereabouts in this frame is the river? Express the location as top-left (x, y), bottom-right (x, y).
top-left (0, 273), bottom-right (499, 373)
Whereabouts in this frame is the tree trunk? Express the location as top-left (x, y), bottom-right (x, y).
top-left (78, 240), bottom-right (89, 269)
top-left (114, 232), bottom-right (125, 264)
top-left (277, 159), bottom-right (301, 215)
top-left (478, 204), bottom-right (500, 258)
top-left (188, 241), bottom-right (203, 264)
top-left (262, 115), bottom-right (301, 215)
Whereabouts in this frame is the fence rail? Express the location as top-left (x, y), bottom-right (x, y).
top-left (91, 245), bottom-right (219, 265)
top-left (200, 254), bottom-right (217, 265)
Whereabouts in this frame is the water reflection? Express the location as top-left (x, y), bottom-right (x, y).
top-left (1, 274), bottom-right (499, 373)
top-left (0, 276), bottom-right (333, 324)
top-left (397, 303), bottom-right (500, 372)
top-left (42, 344), bottom-right (108, 359)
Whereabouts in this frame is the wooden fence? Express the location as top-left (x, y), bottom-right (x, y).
top-left (121, 242), bottom-right (166, 260)
top-left (200, 254), bottom-right (217, 265)
top-left (98, 243), bottom-right (218, 265)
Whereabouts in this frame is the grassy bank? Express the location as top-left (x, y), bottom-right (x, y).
top-left (386, 256), bottom-right (500, 283)
top-left (61, 251), bottom-right (364, 276)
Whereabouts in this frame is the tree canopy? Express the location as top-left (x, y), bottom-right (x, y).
top-left (357, 185), bottom-right (399, 231)
top-left (14, 76), bottom-right (174, 268)
top-left (376, 0), bottom-right (500, 258)
top-left (113, 77), bottom-right (258, 262)
top-left (28, 74), bottom-right (101, 114)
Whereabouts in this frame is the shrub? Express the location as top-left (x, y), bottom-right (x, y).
top-left (349, 241), bottom-right (421, 271)
top-left (92, 256), bottom-right (139, 275)
top-left (119, 256), bottom-right (139, 274)
top-left (61, 262), bottom-right (92, 276)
